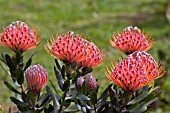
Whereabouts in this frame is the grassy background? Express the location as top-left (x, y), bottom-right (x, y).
top-left (0, 0), bottom-right (170, 112)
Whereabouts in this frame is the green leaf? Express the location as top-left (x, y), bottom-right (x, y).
top-left (55, 59), bottom-right (61, 71)
top-left (69, 72), bottom-right (77, 79)
top-left (23, 58), bottom-right (32, 71)
top-left (50, 80), bottom-right (59, 96)
top-left (69, 90), bottom-right (90, 101)
top-left (129, 88), bottom-right (162, 113)
top-left (54, 66), bottom-right (64, 90)
top-left (10, 97), bottom-right (28, 108)
top-left (128, 102), bottom-right (139, 110)
top-left (150, 86), bottom-right (160, 92)
top-left (5, 54), bottom-right (15, 70)
top-left (37, 93), bottom-right (50, 105)
top-left (21, 92), bottom-right (29, 103)
top-left (61, 65), bottom-right (66, 79)
top-left (63, 105), bottom-right (79, 112)
top-left (38, 96), bottom-right (52, 110)
top-left (109, 84), bottom-right (118, 105)
top-left (63, 80), bottom-right (70, 91)
top-left (142, 93), bottom-right (156, 103)
top-left (71, 62), bottom-right (77, 71)
top-left (130, 98), bottom-right (157, 113)
top-left (17, 105), bottom-right (29, 112)
top-left (44, 104), bottom-right (55, 113)
top-left (0, 52), bottom-right (6, 64)
top-left (98, 84), bottom-right (112, 101)
top-left (62, 99), bottom-right (71, 107)
top-left (130, 102), bottom-right (146, 113)
top-left (4, 81), bottom-right (21, 94)
top-left (79, 100), bottom-right (91, 110)
top-left (16, 68), bottom-right (24, 85)
top-left (23, 52), bottom-right (36, 71)
top-left (46, 86), bottom-right (60, 112)
top-left (128, 92), bottom-right (149, 105)
top-left (97, 94), bottom-right (108, 109)
top-left (82, 68), bottom-right (92, 76)
top-left (90, 91), bottom-right (97, 104)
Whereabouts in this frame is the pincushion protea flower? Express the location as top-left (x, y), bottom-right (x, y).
top-left (110, 26), bottom-right (155, 55)
top-left (0, 21), bottom-right (41, 52)
top-left (45, 32), bottom-right (103, 68)
top-left (25, 64), bottom-right (48, 94)
top-left (105, 51), bottom-right (165, 91)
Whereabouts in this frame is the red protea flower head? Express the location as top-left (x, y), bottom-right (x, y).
top-left (25, 64), bottom-right (48, 95)
top-left (105, 51), bottom-right (165, 92)
top-left (85, 73), bottom-right (97, 91)
top-left (0, 21), bottom-right (41, 52)
top-left (110, 26), bottom-right (155, 55)
top-left (45, 32), bottom-right (103, 68)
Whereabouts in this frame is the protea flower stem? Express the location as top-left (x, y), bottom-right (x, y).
top-left (119, 92), bottom-right (132, 113)
top-left (93, 103), bottom-right (97, 113)
top-left (14, 52), bottom-right (25, 93)
top-left (21, 84), bottom-right (25, 93)
top-left (9, 51), bottom-right (25, 94)
top-left (31, 95), bottom-right (37, 113)
top-left (58, 91), bottom-right (67, 113)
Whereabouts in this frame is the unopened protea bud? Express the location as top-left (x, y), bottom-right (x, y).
top-left (76, 76), bottom-right (84, 91)
top-left (25, 64), bottom-right (48, 95)
top-left (85, 74), bottom-right (97, 92)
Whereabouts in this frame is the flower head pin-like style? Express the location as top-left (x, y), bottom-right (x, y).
top-left (25, 64), bottom-right (48, 95)
top-left (45, 32), bottom-right (103, 68)
top-left (0, 21), bottom-right (41, 52)
top-left (105, 51), bottom-right (165, 92)
top-left (110, 26), bottom-right (155, 55)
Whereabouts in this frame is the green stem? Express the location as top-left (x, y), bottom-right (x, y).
top-left (58, 91), bottom-right (67, 113)
top-left (119, 91), bottom-right (132, 113)
top-left (31, 94), bottom-right (37, 113)
top-left (94, 104), bottom-right (97, 113)
top-left (21, 84), bottom-right (25, 93)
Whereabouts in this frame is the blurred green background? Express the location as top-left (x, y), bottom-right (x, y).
top-left (0, 0), bottom-right (170, 112)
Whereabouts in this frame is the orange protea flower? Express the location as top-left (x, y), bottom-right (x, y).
top-left (110, 26), bottom-right (155, 55)
top-left (25, 64), bottom-right (48, 95)
top-left (0, 21), bottom-right (41, 52)
top-left (105, 51), bottom-right (165, 91)
top-left (45, 32), bottom-right (103, 68)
